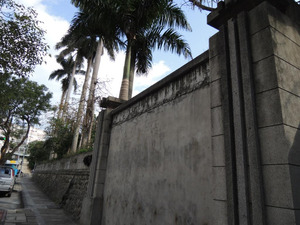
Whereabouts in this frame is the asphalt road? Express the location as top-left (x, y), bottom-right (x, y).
top-left (0, 176), bottom-right (78, 224)
top-left (0, 181), bottom-right (22, 210)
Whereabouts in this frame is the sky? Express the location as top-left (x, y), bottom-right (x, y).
top-left (17, 0), bottom-right (217, 108)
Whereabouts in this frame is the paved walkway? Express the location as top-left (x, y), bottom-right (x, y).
top-left (3, 176), bottom-right (79, 225)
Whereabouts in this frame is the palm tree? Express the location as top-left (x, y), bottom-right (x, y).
top-left (80, 39), bottom-right (103, 149)
top-left (69, 0), bottom-right (191, 150)
top-left (71, 40), bottom-right (98, 154)
top-left (111, 0), bottom-right (192, 100)
top-left (49, 56), bottom-right (84, 119)
top-left (58, 16), bottom-right (102, 153)
top-left (72, 0), bottom-right (191, 101)
top-left (68, 3), bottom-right (124, 149)
top-left (128, 25), bottom-right (192, 98)
top-left (55, 39), bottom-right (86, 119)
top-left (62, 5), bottom-right (123, 152)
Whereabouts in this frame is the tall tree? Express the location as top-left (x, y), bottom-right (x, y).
top-left (0, 76), bottom-right (52, 163)
top-left (128, 24), bottom-right (192, 98)
top-left (72, 0), bottom-right (191, 101)
top-left (114, 0), bottom-right (192, 100)
top-left (80, 39), bottom-right (103, 149)
top-left (61, 20), bottom-right (101, 153)
top-left (68, 3), bottom-right (123, 149)
top-left (0, 0), bottom-right (48, 77)
top-left (55, 32), bottom-right (89, 119)
top-left (49, 56), bottom-right (84, 118)
top-left (27, 141), bottom-right (51, 170)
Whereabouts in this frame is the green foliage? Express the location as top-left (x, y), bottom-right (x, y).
top-left (71, 0), bottom-right (191, 100)
top-left (0, 76), bottom-right (52, 126)
top-left (27, 141), bottom-right (51, 170)
top-left (49, 56), bottom-right (82, 93)
top-left (0, 76), bottom-right (52, 163)
top-left (78, 147), bottom-right (93, 154)
top-left (0, 0), bottom-right (48, 77)
top-left (44, 118), bottom-right (74, 159)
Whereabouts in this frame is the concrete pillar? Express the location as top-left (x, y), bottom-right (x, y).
top-left (248, 2), bottom-right (300, 224)
top-left (208, 0), bottom-right (299, 224)
top-left (79, 97), bottom-right (124, 225)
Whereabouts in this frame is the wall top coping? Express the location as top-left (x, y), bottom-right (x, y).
top-left (208, 0), bottom-right (298, 28)
top-left (100, 96), bottom-right (125, 109)
top-left (110, 50), bottom-right (209, 116)
top-left (35, 151), bottom-right (92, 171)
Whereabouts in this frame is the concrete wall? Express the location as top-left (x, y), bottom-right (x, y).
top-left (34, 1), bottom-right (299, 225)
top-left (208, 26), bottom-right (228, 225)
top-left (208, 1), bottom-right (300, 224)
top-left (33, 152), bottom-right (91, 221)
top-left (101, 52), bottom-right (213, 225)
top-left (249, 2), bottom-right (300, 224)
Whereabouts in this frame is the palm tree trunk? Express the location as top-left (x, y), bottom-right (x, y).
top-left (62, 54), bottom-right (78, 119)
top-left (57, 90), bottom-right (67, 119)
top-left (81, 38), bottom-right (104, 148)
top-left (128, 50), bottom-right (136, 99)
top-left (119, 42), bottom-right (132, 101)
top-left (69, 57), bottom-right (93, 154)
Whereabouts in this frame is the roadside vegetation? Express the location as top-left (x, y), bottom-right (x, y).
top-left (0, 0), bottom-right (51, 164)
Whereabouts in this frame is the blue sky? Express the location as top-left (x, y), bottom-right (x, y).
top-left (18, 0), bottom-right (217, 105)
top-left (45, 1), bottom-right (77, 21)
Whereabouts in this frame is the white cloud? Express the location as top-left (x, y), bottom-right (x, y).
top-left (133, 61), bottom-right (170, 97)
top-left (99, 51), bottom-right (126, 98)
top-left (98, 55), bottom-right (171, 99)
top-left (15, 0), bottom-right (73, 105)
top-left (18, 0), bottom-right (43, 7)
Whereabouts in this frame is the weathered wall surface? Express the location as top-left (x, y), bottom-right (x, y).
top-left (101, 52), bottom-right (213, 225)
top-left (208, 1), bottom-right (300, 224)
top-left (33, 152), bottom-right (91, 221)
top-left (34, 1), bottom-right (299, 225)
top-left (249, 2), bottom-right (300, 224)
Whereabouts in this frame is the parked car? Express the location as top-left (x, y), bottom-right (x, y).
top-left (0, 166), bottom-right (15, 197)
top-left (4, 160), bottom-right (19, 177)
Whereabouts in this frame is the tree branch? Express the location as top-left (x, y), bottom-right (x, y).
top-left (188, 0), bottom-right (216, 11)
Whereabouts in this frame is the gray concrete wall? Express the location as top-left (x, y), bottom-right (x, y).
top-left (35, 152), bottom-right (91, 171)
top-left (209, 30), bottom-right (228, 225)
top-left (208, 1), bottom-right (300, 224)
top-left (101, 52), bottom-right (214, 225)
top-left (33, 2), bottom-right (299, 224)
top-left (33, 152), bottom-right (91, 221)
top-left (249, 2), bottom-right (300, 224)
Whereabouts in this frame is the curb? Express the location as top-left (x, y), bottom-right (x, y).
top-left (0, 209), bottom-right (7, 225)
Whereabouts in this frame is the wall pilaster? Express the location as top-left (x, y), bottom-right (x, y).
top-left (209, 0), bottom-right (300, 224)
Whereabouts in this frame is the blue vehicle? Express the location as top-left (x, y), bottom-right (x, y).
top-left (4, 160), bottom-right (19, 177)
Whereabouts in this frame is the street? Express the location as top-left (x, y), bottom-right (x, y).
top-left (0, 181), bottom-right (22, 210)
top-left (0, 176), bottom-right (78, 225)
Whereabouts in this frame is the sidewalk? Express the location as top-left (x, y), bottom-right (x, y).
top-left (3, 175), bottom-right (79, 225)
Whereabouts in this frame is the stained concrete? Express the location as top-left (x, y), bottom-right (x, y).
top-left (102, 55), bottom-right (213, 225)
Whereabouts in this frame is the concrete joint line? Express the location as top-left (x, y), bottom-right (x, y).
top-left (219, 24), bottom-right (239, 225)
top-left (221, 11), bottom-right (266, 225)
top-left (237, 12), bottom-right (266, 225)
top-left (228, 17), bottom-right (251, 225)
